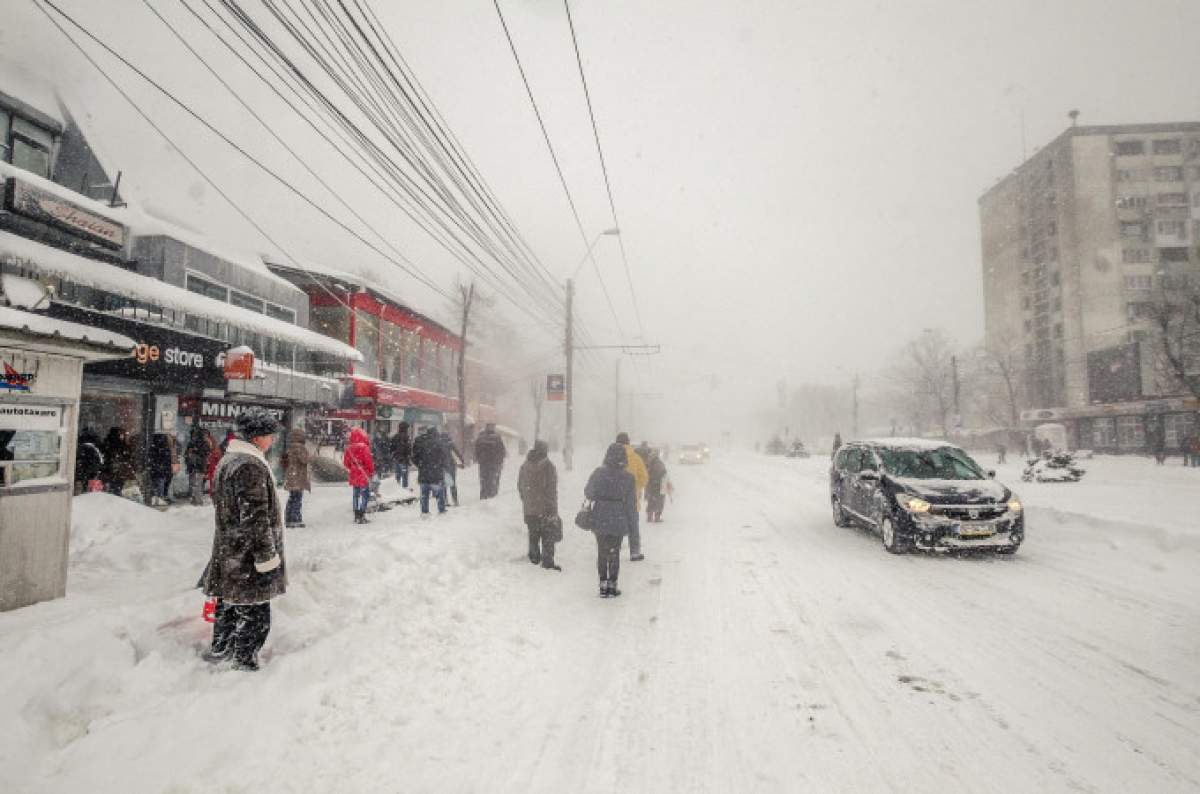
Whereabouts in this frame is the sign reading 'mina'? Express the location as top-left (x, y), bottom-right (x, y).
top-left (4, 176), bottom-right (128, 249)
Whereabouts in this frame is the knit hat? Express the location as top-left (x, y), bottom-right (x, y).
top-left (236, 407), bottom-right (280, 440)
top-left (616, 432), bottom-right (630, 445)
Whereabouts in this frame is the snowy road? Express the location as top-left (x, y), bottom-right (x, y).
top-left (2, 452), bottom-right (1199, 792)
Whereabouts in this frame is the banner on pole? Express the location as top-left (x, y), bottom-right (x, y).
top-left (546, 373), bottom-right (565, 402)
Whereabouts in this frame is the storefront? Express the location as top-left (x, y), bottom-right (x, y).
top-left (1024, 399), bottom-right (1200, 455)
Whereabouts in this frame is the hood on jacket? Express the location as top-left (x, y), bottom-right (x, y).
top-left (289, 427), bottom-right (305, 444)
top-left (604, 443), bottom-right (628, 468)
top-left (526, 440), bottom-right (548, 463)
top-left (349, 427), bottom-right (370, 446)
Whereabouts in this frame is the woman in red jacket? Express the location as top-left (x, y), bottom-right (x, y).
top-left (343, 427), bottom-right (375, 524)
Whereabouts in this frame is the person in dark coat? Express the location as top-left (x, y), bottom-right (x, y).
top-left (474, 423), bottom-right (507, 499)
top-left (438, 430), bottom-right (464, 507)
top-left (391, 421), bottom-right (412, 487)
top-left (101, 427), bottom-right (135, 496)
top-left (147, 433), bottom-right (176, 506)
top-left (644, 448), bottom-right (669, 523)
top-left (518, 440), bottom-right (560, 570)
top-left (343, 427), bottom-right (375, 524)
top-left (370, 429), bottom-right (391, 495)
top-left (201, 407), bottom-right (284, 671)
top-left (74, 428), bottom-right (105, 494)
top-left (281, 427), bottom-right (311, 527)
top-left (412, 426), bottom-right (447, 516)
top-left (584, 443), bottom-right (638, 597)
top-left (832, 432), bottom-right (843, 457)
top-left (184, 424), bottom-right (212, 505)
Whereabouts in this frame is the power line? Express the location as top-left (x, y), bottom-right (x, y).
top-left (563, 0), bottom-right (645, 338)
top-left (491, 0), bottom-right (627, 342)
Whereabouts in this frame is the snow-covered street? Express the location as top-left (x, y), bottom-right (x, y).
top-left (2, 451), bottom-right (1199, 793)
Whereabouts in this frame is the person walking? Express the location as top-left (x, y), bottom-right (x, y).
top-left (147, 433), bottom-right (177, 507)
top-left (101, 427), bottom-right (134, 496)
top-left (474, 423), bottom-right (507, 499)
top-left (391, 421), bottom-right (412, 488)
top-left (201, 407), bottom-right (285, 672)
top-left (343, 427), bottom-right (375, 524)
top-left (832, 432), bottom-right (843, 456)
top-left (74, 428), bottom-right (105, 494)
top-left (281, 427), bottom-right (311, 528)
top-left (370, 429), bottom-right (391, 496)
top-left (185, 423), bottom-right (211, 506)
top-left (438, 430), bottom-right (464, 507)
top-left (412, 426), bottom-right (447, 517)
top-left (1186, 427), bottom-right (1200, 467)
top-left (518, 440), bottom-right (560, 570)
top-left (644, 447), bottom-right (669, 523)
top-left (615, 432), bottom-right (648, 561)
top-left (585, 443), bottom-right (638, 597)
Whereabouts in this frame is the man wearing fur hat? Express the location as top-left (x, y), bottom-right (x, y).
top-left (201, 407), bottom-right (285, 672)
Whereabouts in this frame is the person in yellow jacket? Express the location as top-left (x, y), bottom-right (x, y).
top-left (616, 432), bottom-right (648, 561)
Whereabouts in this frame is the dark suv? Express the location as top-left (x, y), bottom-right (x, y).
top-left (829, 439), bottom-right (1024, 554)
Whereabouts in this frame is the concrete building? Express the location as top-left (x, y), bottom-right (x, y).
top-left (980, 122), bottom-right (1200, 453)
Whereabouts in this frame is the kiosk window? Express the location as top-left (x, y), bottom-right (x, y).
top-left (0, 403), bottom-right (64, 487)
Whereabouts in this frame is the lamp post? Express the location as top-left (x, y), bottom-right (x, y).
top-left (564, 227), bottom-right (620, 471)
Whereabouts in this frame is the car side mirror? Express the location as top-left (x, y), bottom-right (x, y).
top-left (859, 470), bottom-right (880, 482)
top-left (986, 469), bottom-right (996, 479)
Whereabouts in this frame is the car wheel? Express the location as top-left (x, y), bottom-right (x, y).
top-left (880, 514), bottom-right (908, 554)
top-left (831, 494), bottom-right (849, 527)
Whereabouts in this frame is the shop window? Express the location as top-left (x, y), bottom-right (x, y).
top-left (1116, 416), bottom-right (1145, 449)
top-left (381, 320), bottom-right (404, 384)
top-left (9, 116), bottom-right (54, 179)
top-left (1165, 413), bottom-right (1196, 448)
top-left (1091, 418), bottom-right (1116, 448)
top-left (264, 303), bottom-right (295, 323)
top-left (0, 403), bottom-right (64, 487)
top-left (401, 329), bottom-right (420, 385)
top-left (186, 273), bottom-right (228, 302)
top-left (230, 290), bottom-right (264, 314)
top-left (354, 308), bottom-right (380, 378)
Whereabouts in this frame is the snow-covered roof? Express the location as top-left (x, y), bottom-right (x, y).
top-left (0, 305), bottom-right (133, 352)
top-left (857, 437), bottom-right (956, 451)
top-left (0, 57), bottom-right (64, 126)
top-left (0, 231), bottom-right (362, 362)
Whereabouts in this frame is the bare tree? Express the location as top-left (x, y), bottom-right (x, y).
top-left (1150, 286), bottom-right (1200, 399)
top-left (886, 329), bottom-right (956, 436)
top-left (978, 338), bottom-right (1026, 428)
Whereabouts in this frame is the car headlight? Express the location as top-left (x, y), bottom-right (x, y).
top-left (1007, 498), bottom-right (1023, 513)
top-left (897, 494), bottom-right (932, 513)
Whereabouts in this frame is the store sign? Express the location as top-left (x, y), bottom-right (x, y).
top-left (199, 400), bottom-right (285, 423)
top-left (4, 176), bottom-right (128, 249)
top-left (68, 308), bottom-right (229, 389)
top-left (546, 373), bottom-right (565, 402)
top-left (1, 361), bottom-right (37, 392)
top-left (0, 403), bottom-right (61, 431)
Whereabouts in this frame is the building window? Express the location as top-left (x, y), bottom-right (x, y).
top-left (1154, 166), bottom-right (1183, 182)
top-left (1124, 275), bottom-right (1153, 290)
top-left (1190, 166), bottom-right (1200, 181)
top-left (380, 320), bottom-right (404, 384)
top-left (1117, 416), bottom-right (1145, 449)
top-left (186, 273), bottom-right (228, 302)
top-left (1116, 169), bottom-right (1139, 182)
top-left (1126, 302), bottom-right (1154, 320)
top-left (1023, 319), bottom-right (1033, 333)
top-left (264, 303), bottom-right (295, 323)
top-left (1157, 192), bottom-right (1188, 207)
top-left (1053, 322), bottom-right (1063, 338)
top-left (1021, 296), bottom-right (1031, 310)
top-left (1156, 219), bottom-right (1186, 238)
top-left (1120, 221), bottom-right (1145, 238)
top-left (1050, 271), bottom-right (1061, 286)
top-left (230, 290), bottom-right (264, 314)
top-left (9, 116), bottom-right (54, 179)
top-left (0, 109), bottom-right (10, 162)
top-left (1115, 140), bottom-right (1144, 156)
top-left (1165, 413), bottom-right (1196, 448)
top-left (1053, 296), bottom-right (1062, 311)
top-left (1091, 418), bottom-right (1116, 448)
top-left (1159, 246), bottom-right (1190, 263)
top-left (1122, 248), bottom-right (1151, 264)
top-left (401, 329), bottom-right (420, 385)
top-left (1116, 195), bottom-right (1147, 209)
top-left (1152, 139), bottom-right (1182, 155)
top-left (1162, 273), bottom-right (1191, 290)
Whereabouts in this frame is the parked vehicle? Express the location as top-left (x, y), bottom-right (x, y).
top-left (1022, 450), bottom-right (1086, 483)
top-left (829, 438), bottom-right (1024, 555)
top-left (678, 444), bottom-right (707, 465)
top-left (764, 436), bottom-right (786, 455)
top-left (785, 441), bottom-right (810, 459)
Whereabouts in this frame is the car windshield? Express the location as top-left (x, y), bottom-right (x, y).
top-left (878, 447), bottom-right (985, 480)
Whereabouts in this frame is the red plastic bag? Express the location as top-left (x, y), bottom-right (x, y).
top-left (202, 597), bottom-right (217, 623)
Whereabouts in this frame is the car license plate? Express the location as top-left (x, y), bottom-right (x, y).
top-left (959, 524), bottom-right (994, 538)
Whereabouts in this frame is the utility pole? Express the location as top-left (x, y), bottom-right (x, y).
top-left (456, 281), bottom-right (475, 457)
top-left (852, 374), bottom-right (860, 438)
top-left (564, 279), bottom-right (575, 471)
top-left (951, 354), bottom-right (961, 430)
top-left (614, 357), bottom-right (621, 436)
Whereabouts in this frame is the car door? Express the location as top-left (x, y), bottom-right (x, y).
top-left (856, 447), bottom-right (884, 525)
top-left (831, 447), bottom-right (855, 510)
top-left (840, 447), bottom-right (865, 516)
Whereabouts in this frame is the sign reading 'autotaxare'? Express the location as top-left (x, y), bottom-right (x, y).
top-left (4, 176), bottom-right (128, 249)
top-left (0, 403), bottom-right (61, 431)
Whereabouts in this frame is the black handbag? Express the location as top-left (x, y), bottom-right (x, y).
top-left (574, 500), bottom-right (595, 530)
top-left (546, 514), bottom-right (564, 542)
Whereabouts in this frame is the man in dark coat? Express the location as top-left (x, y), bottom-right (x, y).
top-left (412, 426), bottom-right (448, 516)
top-left (102, 427), bottom-right (135, 496)
top-left (474, 423), bottom-right (507, 499)
top-left (74, 428), bottom-right (105, 494)
top-left (391, 421), bottom-right (412, 487)
top-left (584, 443), bottom-right (638, 597)
top-left (147, 433), bottom-right (176, 507)
top-left (184, 424), bottom-right (211, 505)
top-left (438, 430), bottom-right (464, 507)
top-left (518, 440), bottom-right (560, 570)
top-left (201, 407), bottom-right (284, 672)
top-left (644, 448), bottom-right (669, 523)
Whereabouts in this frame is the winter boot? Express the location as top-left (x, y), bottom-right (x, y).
top-left (608, 581), bottom-right (621, 597)
top-left (630, 553), bottom-right (645, 562)
top-left (231, 655), bottom-right (260, 672)
top-left (201, 646), bottom-right (231, 664)
top-left (541, 560), bottom-right (562, 572)
top-left (359, 511), bottom-right (370, 524)
top-left (599, 580), bottom-right (610, 598)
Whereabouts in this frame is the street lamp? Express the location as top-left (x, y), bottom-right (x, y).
top-left (564, 227), bottom-right (620, 471)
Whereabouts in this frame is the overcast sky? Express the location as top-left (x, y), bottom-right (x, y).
top-left (4, 0), bottom-right (1200, 442)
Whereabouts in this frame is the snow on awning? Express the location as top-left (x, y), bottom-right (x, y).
top-left (0, 231), bottom-right (362, 362)
top-left (0, 305), bottom-right (134, 355)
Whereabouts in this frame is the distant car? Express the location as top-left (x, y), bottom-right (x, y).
top-left (829, 438), bottom-right (1024, 555)
top-left (764, 437), bottom-right (787, 455)
top-left (678, 444), bottom-right (706, 465)
top-left (785, 441), bottom-right (810, 459)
